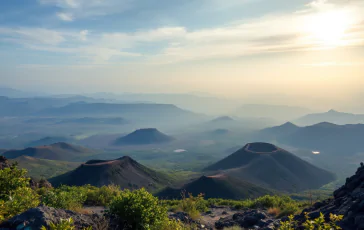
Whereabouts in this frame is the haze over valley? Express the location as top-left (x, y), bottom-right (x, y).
top-left (1, 0), bottom-right (364, 229)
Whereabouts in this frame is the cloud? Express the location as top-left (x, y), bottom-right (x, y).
top-left (2, 0), bottom-right (364, 64)
top-left (57, 12), bottom-right (73, 21)
top-left (39, 0), bottom-right (132, 21)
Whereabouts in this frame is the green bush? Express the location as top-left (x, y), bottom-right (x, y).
top-left (279, 212), bottom-right (343, 230)
top-left (41, 217), bottom-right (92, 230)
top-left (178, 193), bottom-right (208, 220)
top-left (0, 166), bottom-right (40, 222)
top-left (85, 185), bottom-right (121, 206)
top-left (108, 188), bottom-right (169, 230)
top-left (0, 167), bottom-right (30, 200)
top-left (0, 187), bottom-right (40, 221)
top-left (42, 186), bottom-right (88, 211)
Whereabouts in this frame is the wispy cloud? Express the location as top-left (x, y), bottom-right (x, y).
top-left (1, 0), bottom-right (363, 64)
top-left (39, 0), bottom-right (132, 21)
top-left (57, 12), bottom-right (73, 21)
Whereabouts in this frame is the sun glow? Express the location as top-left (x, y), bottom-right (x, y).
top-left (305, 10), bottom-right (353, 47)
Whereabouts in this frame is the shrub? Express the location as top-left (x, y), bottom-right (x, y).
top-left (108, 188), bottom-right (169, 230)
top-left (0, 166), bottom-right (40, 222)
top-left (85, 185), bottom-right (121, 206)
top-left (267, 207), bottom-right (281, 217)
top-left (279, 212), bottom-right (343, 230)
top-left (178, 193), bottom-right (208, 220)
top-left (0, 186), bottom-right (40, 221)
top-left (41, 218), bottom-right (92, 230)
top-left (42, 186), bottom-right (88, 211)
top-left (0, 167), bottom-right (30, 200)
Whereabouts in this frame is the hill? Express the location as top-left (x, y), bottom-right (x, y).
top-left (9, 156), bottom-right (79, 179)
top-left (279, 122), bottom-right (364, 155)
top-left (295, 109), bottom-right (364, 126)
top-left (38, 102), bottom-right (196, 118)
top-left (156, 174), bottom-right (272, 199)
top-left (49, 156), bottom-right (171, 189)
top-left (210, 116), bottom-right (235, 123)
top-left (113, 128), bottom-right (174, 145)
top-left (256, 122), bottom-right (300, 141)
top-left (57, 117), bottom-right (128, 125)
top-left (2, 142), bottom-right (96, 161)
top-left (26, 136), bottom-right (72, 147)
top-left (234, 104), bottom-right (312, 121)
top-left (204, 142), bottom-right (335, 192)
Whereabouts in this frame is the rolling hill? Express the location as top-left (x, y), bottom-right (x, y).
top-left (234, 104), bottom-right (312, 121)
top-left (9, 156), bottom-right (79, 179)
top-left (26, 136), bottom-right (72, 147)
top-left (156, 174), bottom-right (272, 199)
top-left (49, 156), bottom-right (171, 190)
top-left (204, 142), bottom-right (335, 192)
top-left (113, 128), bottom-right (174, 145)
top-left (57, 117), bottom-right (128, 125)
top-left (2, 142), bottom-right (96, 161)
top-left (279, 122), bottom-right (364, 155)
top-left (295, 109), bottom-right (364, 126)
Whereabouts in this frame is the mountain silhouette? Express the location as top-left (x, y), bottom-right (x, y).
top-left (49, 156), bottom-right (170, 190)
top-left (156, 174), bottom-right (272, 199)
top-left (204, 142), bottom-right (335, 192)
top-left (113, 128), bottom-right (174, 145)
top-left (2, 142), bottom-right (95, 161)
top-left (295, 109), bottom-right (364, 125)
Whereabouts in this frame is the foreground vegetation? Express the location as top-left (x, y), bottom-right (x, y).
top-left (0, 164), bottom-right (342, 229)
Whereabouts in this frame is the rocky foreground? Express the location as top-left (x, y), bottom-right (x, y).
top-left (1, 164), bottom-right (364, 229)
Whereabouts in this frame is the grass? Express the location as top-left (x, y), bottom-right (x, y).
top-left (9, 157), bottom-right (79, 179)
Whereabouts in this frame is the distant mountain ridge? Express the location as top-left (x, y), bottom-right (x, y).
top-left (295, 109), bottom-right (364, 125)
top-left (204, 142), bottom-right (335, 192)
top-left (49, 156), bottom-right (171, 190)
top-left (235, 104), bottom-right (312, 121)
top-left (2, 142), bottom-right (95, 161)
top-left (26, 137), bottom-right (72, 147)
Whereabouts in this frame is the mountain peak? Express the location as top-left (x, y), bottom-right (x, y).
top-left (211, 116), bottom-right (234, 122)
top-left (328, 109), bottom-right (339, 113)
top-left (113, 128), bottom-right (174, 145)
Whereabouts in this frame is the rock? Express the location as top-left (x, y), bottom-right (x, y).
top-left (29, 178), bottom-right (53, 190)
top-left (0, 156), bottom-right (10, 170)
top-left (0, 205), bottom-right (109, 230)
top-left (222, 211), bottom-right (228, 215)
top-left (290, 163), bottom-right (364, 230)
top-left (215, 209), bottom-right (274, 229)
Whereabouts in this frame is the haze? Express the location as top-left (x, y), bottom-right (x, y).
top-left (1, 0), bottom-right (364, 110)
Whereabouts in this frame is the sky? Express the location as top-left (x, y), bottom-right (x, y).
top-left (0, 0), bottom-right (364, 108)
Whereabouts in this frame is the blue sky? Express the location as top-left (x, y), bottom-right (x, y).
top-left (0, 0), bottom-right (364, 108)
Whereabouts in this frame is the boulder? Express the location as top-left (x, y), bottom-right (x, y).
top-left (0, 156), bottom-right (10, 170)
top-left (0, 205), bottom-right (109, 230)
top-left (215, 209), bottom-right (276, 229)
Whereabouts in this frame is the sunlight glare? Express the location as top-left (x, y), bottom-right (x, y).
top-left (305, 10), bottom-right (352, 47)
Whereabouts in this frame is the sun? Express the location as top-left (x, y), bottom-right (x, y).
top-left (305, 10), bottom-right (352, 47)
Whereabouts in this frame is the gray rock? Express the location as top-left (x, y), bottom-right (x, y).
top-left (0, 205), bottom-right (108, 230)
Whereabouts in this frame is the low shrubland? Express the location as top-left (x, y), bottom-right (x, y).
top-left (0, 164), bottom-right (338, 229)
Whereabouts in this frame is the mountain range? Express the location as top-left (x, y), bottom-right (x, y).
top-left (2, 142), bottom-right (96, 161)
top-left (295, 109), bottom-right (364, 126)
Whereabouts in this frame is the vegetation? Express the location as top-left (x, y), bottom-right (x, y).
top-left (0, 163), bottom-right (341, 230)
top-left (0, 165), bottom-right (40, 222)
top-left (206, 195), bottom-right (306, 217)
top-left (41, 218), bottom-right (92, 230)
top-left (279, 212), bottom-right (343, 230)
top-left (108, 188), bottom-right (170, 230)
